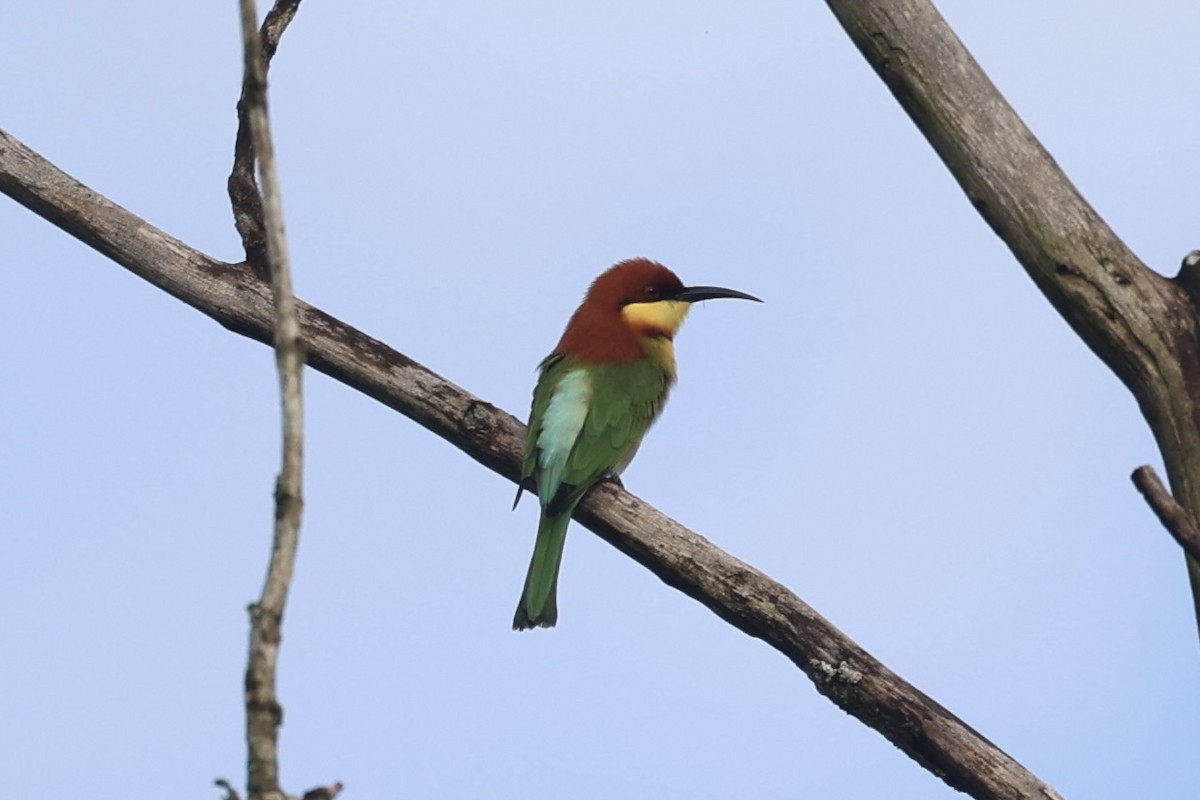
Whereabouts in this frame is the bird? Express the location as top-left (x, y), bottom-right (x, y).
top-left (512, 257), bottom-right (761, 630)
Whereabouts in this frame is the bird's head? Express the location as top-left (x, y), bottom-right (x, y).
top-left (555, 258), bottom-right (760, 363)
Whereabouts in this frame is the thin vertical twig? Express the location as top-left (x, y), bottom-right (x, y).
top-left (237, 1), bottom-right (305, 799)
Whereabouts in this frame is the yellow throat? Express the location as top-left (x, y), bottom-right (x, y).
top-left (620, 299), bottom-right (691, 377)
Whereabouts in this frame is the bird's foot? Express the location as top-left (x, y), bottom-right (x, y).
top-left (599, 471), bottom-right (624, 489)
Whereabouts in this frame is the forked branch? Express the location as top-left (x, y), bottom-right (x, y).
top-left (1132, 466), bottom-right (1200, 564)
top-left (823, 0), bottom-right (1200, 641)
top-left (228, 0), bottom-right (302, 277)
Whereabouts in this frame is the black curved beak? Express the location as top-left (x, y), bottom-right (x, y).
top-left (675, 285), bottom-right (763, 304)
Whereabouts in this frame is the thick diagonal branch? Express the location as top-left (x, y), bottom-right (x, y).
top-left (0, 128), bottom-right (1061, 800)
top-left (824, 0), bottom-right (1200, 640)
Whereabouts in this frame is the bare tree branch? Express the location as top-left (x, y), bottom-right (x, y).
top-left (0, 128), bottom-right (1062, 800)
top-left (1132, 466), bottom-right (1200, 564)
top-left (215, 778), bottom-right (242, 800)
top-left (300, 782), bottom-right (344, 800)
top-left (823, 0), bottom-right (1200, 641)
top-left (228, 0), bottom-right (302, 277)
top-left (236, 1), bottom-right (306, 799)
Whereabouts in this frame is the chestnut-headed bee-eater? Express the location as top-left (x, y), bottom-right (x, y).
top-left (512, 258), bottom-right (760, 629)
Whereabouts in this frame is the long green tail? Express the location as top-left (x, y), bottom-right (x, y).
top-left (513, 507), bottom-right (573, 630)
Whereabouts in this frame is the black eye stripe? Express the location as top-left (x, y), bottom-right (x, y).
top-left (618, 283), bottom-right (678, 306)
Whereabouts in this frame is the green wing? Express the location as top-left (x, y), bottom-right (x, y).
top-left (519, 356), bottom-right (556, 479)
top-left (558, 359), bottom-right (670, 507)
top-left (517, 355), bottom-right (671, 513)
top-left (514, 353), bottom-right (571, 508)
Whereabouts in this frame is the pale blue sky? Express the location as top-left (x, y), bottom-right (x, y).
top-left (2, 2), bottom-right (1198, 798)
